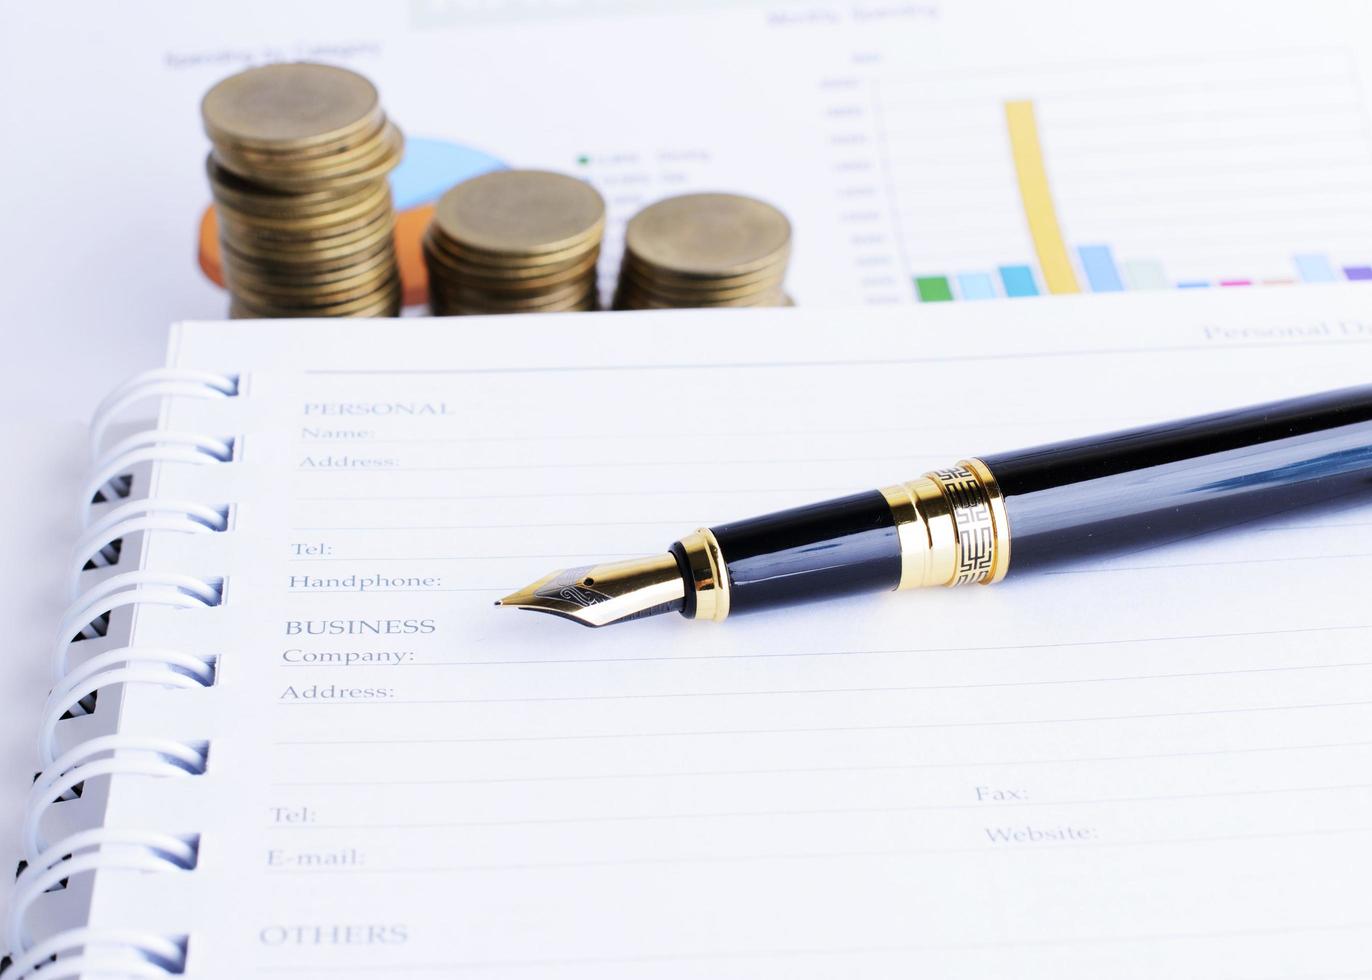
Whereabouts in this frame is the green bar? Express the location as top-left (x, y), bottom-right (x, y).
top-left (915, 276), bottom-right (954, 302)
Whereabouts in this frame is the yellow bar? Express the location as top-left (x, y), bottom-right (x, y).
top-left (1004, 100), bottom-right (1079, 295)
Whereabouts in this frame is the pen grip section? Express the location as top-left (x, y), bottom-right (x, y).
top-left (709, 491), bottom-right (901, 614)
top-left (982, 385), bottom-right (1372, 571)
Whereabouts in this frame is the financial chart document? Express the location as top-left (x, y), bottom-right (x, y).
top-left (9, 0), bottom-right (1372, 957)
top-left (78, 288), bottom-right (1372, 977)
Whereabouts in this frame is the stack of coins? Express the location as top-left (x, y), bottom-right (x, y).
top-left (614, 193), bottom-right (792, 310)
top-left (201, 62), bottom-right (404, 318)
top-left (424, 170), bottom-right (604, 315)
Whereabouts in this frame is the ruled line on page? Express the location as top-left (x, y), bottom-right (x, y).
top-left (256, 826), bottom-right (1372, 876)
top-left (297, 336), bottom-right (1372, 376)
top-left (291, 454), bottom-right (940, 472)
top-left (262, 623), bottom-right (1372, 667)
top-left (266, 739), bottom-right (1372, 788)
top-left (270, 660), bottom-right (1372, 700)
top-left (260, 780), bottom-right (1372, 831)
top-left (294, 487), bottom-right (857, 502)
top-left (272, 699), bottom-right (1372, 746)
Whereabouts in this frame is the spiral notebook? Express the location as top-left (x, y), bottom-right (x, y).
top-left (8, 288), bottom-right (1372, 979)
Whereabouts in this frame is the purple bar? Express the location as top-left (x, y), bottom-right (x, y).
top-left (1343, 265), bottom-right (1372, 281)
top-left (1219, 279), bottom-right (1252, 287)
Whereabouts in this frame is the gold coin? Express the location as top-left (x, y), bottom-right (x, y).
top-left (225, 247), bottom-right (396, 289)
top-left (426, 225), bottom-right (599, 273)
top-left (202, 63), bottom-right (382, 153)
top-left (615, 285), bottom-right (787, 310)
top-left (213, 120), bottom-right (399, 184)
top-left (217, 193), bottom-right (393, 243)
top-left (213, 122), bottom-right (403, 192)
top-left (433, 170), bottom-right (605, 257)
top-left (425, 244), bottom-right (600, 284)
top-left (212, 115), bottom-right (387, 166)
top-left (211, 170), bottom-right (390, 221)
top-left (620, 248), bottom-right (788, 291)
top-left (617, 264), bottom-right (783, 304)
top-left (212, 185), bottom-right (389, 229)
top-left (226, 259), bottom-right (397, 302)
top-left (206, 156), bottom-right (381, 217)
top-left (432, 274), bottom-right (595, 310)
top-left (436, 291), bottom-right (598, 316)
top-left (424, 234), bottom-right (599, 291)
top-left (222, 233), bottom-right (395, 274)
top-left (234, 275), bottom-right (402, 317)
top-left (624, 193), bottom-right (790, 278)
top-left (221, 211), bottom-right (394, 261)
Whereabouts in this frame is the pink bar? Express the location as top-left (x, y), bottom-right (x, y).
top-left (1219, 279), bottom-right (1252, 287)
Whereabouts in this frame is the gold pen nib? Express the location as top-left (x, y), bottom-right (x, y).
top-left (496, 552), bottom-right (686, 628)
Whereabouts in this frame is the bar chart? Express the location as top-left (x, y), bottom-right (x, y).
top-left (875, 50), bottom-right (1372, 301)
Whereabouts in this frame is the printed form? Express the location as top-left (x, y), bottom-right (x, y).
top-left (81, 287), bottom-right (1372, 977)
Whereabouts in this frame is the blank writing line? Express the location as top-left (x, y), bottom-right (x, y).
top-left (272, 661), bottom-right (1372, 701)
top-left (294, 487), bottom-right (852, 503)
top-left (278, 518), bottom-right (1372, 534)
top-left (296, 455), bottom-right (918, 473)
top-left (300, 337), bottom-right (1372, 377)
top-left (259, 826), bottom-right (1371, 876)
top-left (288, 553), bottom-right (637, 563)
top-left (273, 699), bottom-right (1372, 746)
top-left (291, 419), bottom-right (1139, 446)
top-left (262, 781), bottom-right (1372, 831)
top-left (290, 520), bottom-right (697, 531)
top-left (268, 739), bottom-right (1372, 788)
top-left (287, 587), bottom-right (502, 594)
top-left (268, 622), bottom-right (1372, 667)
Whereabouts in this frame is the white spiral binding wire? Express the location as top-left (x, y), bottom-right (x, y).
top-left (3, 927), bottom-right (185, 979)
top-left (7, 829), bottom-right (196, 958)
top-left (52, 571), bottom-right (221, 682)
top-left (23, 736), bottom-right (208, 861)
top-left (39, 649), bottom-right (215, 766)
top-left (89, 368), bottom-right (238, 461)
top-left (1, 372), bottom-right (236, 976)
top-left (80, 431), bottom-right (233, 527)
top-left (69, 499), bottom-right (228, 597)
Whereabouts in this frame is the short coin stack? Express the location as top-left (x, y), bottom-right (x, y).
top-left (614, 193), bottom-right (792, 310)
top-left (201, 62), bottom-right (404, 318)
top-left (424, 170), bottom-right (604, 316)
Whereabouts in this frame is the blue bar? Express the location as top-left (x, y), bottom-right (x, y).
top-left (956, 272), bottom-right (996, 300)
top-left (1076, 245), bottom-right (1124, 292)
top-left (1294, 253), bottom-right (1337, 282)
top-left (998, 264), bottom-right (1039, 298)
top-left (1176, 280), bottom-right (1210, 289)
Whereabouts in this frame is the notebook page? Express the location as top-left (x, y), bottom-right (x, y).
top-left (90, 287), bottom-right (1372, 978)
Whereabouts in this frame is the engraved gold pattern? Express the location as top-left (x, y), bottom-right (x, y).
top-left (927, 463), bottom-right (998, 584)
top-left (882, 458), bottom-right (1010, 589)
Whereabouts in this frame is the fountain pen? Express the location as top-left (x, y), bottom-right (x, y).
top-left (497, 385), bottom-right (1372, 628)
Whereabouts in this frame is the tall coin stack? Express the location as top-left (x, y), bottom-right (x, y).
top-left (614, 193), bottom-right (792, 310)
top-left (424, 170), bottom-right (604, 316)
top-left (201, 62), bottom-right (404, 318)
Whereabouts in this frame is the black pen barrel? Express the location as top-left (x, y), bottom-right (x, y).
top-left (499, 385), bottom-right (1372, 627)
top-left (704, 491), bottom-right (903, 615)
top-left (981, 385), bottom-right (1372, 571)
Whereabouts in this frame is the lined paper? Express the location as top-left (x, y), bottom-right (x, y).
top-left (89, 288), bottom-right (1372, 978)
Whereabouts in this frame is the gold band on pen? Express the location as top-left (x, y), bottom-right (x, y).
top-left (880, 457), bottom-right (1010, 590)
top-left (677, 528), bottom-right (731, 621)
